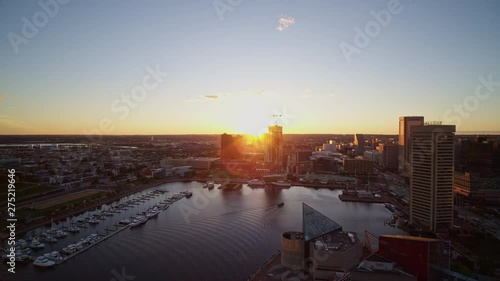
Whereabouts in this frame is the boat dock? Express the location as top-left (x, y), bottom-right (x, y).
top-left (338, 194), bottom-right (387, 203)
top-left (22, 190), bottom-right (190, 267)
top-left (221, 183), bottom-right (242, 191)
top-left (56, 224), bottom-right (131, 265)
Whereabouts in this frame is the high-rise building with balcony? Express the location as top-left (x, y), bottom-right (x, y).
top-left (409, 124), bottom-right (455, 233)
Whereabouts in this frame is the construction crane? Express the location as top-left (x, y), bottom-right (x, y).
top-left (272, 114), bottom-right (282, 125)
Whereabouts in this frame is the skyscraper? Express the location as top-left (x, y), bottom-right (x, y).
top-left (409, 124), bottom-right (455, 233)
top-left (399, 116), bottom-right (425, 175)
top-left (221, 133), bottom-right (243, 161)
top-left (266, 125), bottom-right (283, 172)
top-left (378, 143), bottom-right (399, 171)
top-left (354, 134), bottom-right (365, 156)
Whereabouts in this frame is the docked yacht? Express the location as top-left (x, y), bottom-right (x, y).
top-left (180, 191), bottom-right (193, 198)
top-left (33, 256), bottom-right (56, 267)
top-left (247, 179), bottom-right (266, 187)
top-left (130, 216), bottom-right (147, 227)
top-left (2, 249), bottom-right (30, 263)
top-left (61, 244), bottom-right (79, 255)
top-left (67, 226), bottom-right (80, 233)
top-left (146, 208), bottom-right (160, 218)
top-left (118, 219), bottom-right (131, 225)
top-left (203, 181), bottom-right (215, 189)
top-left (30, 239), bottom-right (45, 249)
top-left (88, 218), bottom-right (99, 224)
top-left (271, 181), bottom-right (291, 188)
top-left (44, 251), bottom-right (65, 262)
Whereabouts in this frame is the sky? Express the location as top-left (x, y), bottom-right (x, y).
top-left (1, 0), bottom-right (500, 135)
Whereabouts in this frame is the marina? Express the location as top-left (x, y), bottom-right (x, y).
top-left (2, 188), bottom-right (191, 269)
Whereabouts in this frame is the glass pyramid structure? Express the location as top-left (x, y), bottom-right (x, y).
top-left (303, 203), bottom-right (342, 241)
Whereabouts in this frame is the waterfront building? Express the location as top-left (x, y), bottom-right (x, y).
top-left (409, 124), bottom-right (455, 233)
top-left (399, 116), bottom-right (425, 175)
top-left (377, 235), bottom-right (448, 281)
top-left (266, 125), bottom-right (283, 172)
top-left (279, 203), bottom-right (362, 279)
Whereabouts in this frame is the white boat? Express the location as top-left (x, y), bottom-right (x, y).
top-left (139, 216), bottom-right (148, 224)
top-left (30, 239), bottom-right (45, 249)
top-left (247, 179), bottom-right (266, 187)
top-left (271, 181), bottom-right (291, 187)
top-left (129, 219), bottom-right (140, 227)
top-left (33, 256), bottom-right (56, 267)
top-left (88, 218), bottom-right (99, 224)
top-left (62, 244), bottom-right (79, 254)
top-left (43, 251), bottom-right (65, 262)
top-left (40, 235), bottom-right (57, 244)
top-left (130, 216), bottom-right (147, 227)
top-left (2, 249), bottom-right (30, 263)
top-left (146, 209), bottom-right (160, 218)
top-left (203, 181), bottom-right (215, 189)
top-left (118, 219), bottom-right (131, 225)
top-left (67, 226), bottom-right (80, 233)
top-left (180, 191), bottom-right (193, 198)
top-left (53, 230), bottom-right (67, 238)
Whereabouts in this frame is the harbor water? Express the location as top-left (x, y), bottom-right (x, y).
top-left (3, 182), bottom-right (406, 281)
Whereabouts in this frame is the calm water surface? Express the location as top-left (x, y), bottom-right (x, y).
top-left (5, 182), bottom-right (406, 281)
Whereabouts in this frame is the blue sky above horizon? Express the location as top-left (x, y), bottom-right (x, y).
top-left (1, 0), bottom-right (499, 135)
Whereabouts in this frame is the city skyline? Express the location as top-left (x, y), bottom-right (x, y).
top-left (1, 1), bottom-right (500, 135)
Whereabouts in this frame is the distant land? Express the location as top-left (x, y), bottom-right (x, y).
top-left (0, 133), bottom-right (498, 145)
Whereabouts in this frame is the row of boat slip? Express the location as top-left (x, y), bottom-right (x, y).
top-left (1, 233), bottom-right (103, 267)
top-left (70, 189), bottom-right (169, 226)
top-left (121, 191), bottom-right (193, 227)
top-left (2, 189), bottom-right (177, 268)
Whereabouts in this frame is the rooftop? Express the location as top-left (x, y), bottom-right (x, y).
top-left (380, 234), bottom-right (438, 242)
top-left (303, 203), bottom-right (342, 241)
top-left (313, 230), bottom-right (360, 252)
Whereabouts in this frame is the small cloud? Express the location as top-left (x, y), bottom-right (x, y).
top-left (276, 16), bottom-right (295, 31)
top-left (204, 95), bottom-right (219, 99)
